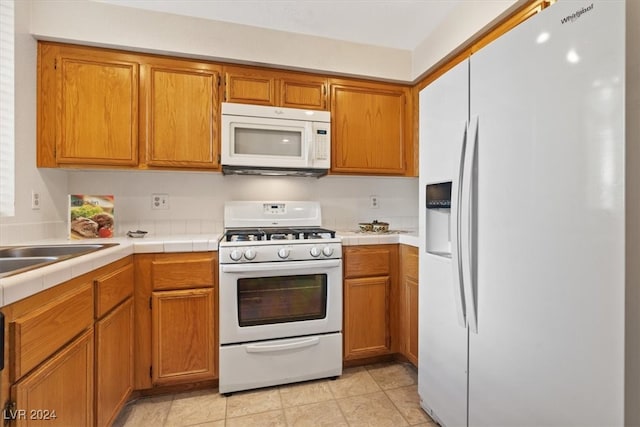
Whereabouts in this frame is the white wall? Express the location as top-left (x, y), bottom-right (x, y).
top-left (0, 0), bottom-right (68, 245)
top-left (66, 171), bottom-right (418, 236)
top-left (29, 0), bottom-right (412, 82)
top-left (411, 0), bottom-right (521, 79)
top-left (28, 0), bottom-right (522, 82)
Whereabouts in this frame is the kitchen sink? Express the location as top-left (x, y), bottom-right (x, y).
top-left (0, 243), bottom-right (119, 278)
top-left (0, 257), bottom-right (59, 275)
top-left (0, 244), bottom-right (114, 258)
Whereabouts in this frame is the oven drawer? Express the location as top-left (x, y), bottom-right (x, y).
top-left (219, 332), bottom-right (342, 394)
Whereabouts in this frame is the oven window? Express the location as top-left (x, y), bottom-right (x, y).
top-left (237, 274), bottom-right (327, 327)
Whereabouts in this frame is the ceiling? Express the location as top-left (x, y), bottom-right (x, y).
top-left (95, 0), bottom-right (463, 51)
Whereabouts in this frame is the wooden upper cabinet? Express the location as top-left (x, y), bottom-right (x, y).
top-left (223, 65), bottom-right (328, 110)
top-left (330, 80), bottom-right (412, 175)
top-left (38, 42), bottom-right (139, 167)
top-left (280, 76), bottom-right (327, 110)
top-left (224, 68), bottom-right (276, 106)
top-left (141, 59), bottom-right (221, 169)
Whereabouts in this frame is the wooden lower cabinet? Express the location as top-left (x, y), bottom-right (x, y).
top-left (399, 245), bottom-right (419, 366)
top-left (95, 298), bottom-right (133, 427)
top-left (344, 276), bottom-right (391, 359)
top-left (403, 276), bottom-right (419, 365)
top-left (134, 252), bottom-right (218, 390)
top-left (343, 245), bottom-right (399, 361)
top-left (11, 329), bottom-right (94, 427)
top-left (151, 288), bottom-right (215, 385)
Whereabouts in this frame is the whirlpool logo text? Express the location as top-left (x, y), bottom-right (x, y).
top-left (561, 3), bottom-right (594, 24)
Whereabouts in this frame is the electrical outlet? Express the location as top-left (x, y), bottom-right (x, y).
top-left (369, 195), bottom-right (379, 209)
top-left (151, 193), bottom-right (169, 210)
top-left (31, 190), bottom-right (41, 210)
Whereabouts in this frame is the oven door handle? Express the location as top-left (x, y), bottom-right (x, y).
top-left (246, 337), bottom-right (320, 353)
top-left (221, 259), bottom-right (341, 273)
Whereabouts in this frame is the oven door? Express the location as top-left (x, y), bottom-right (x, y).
top-left (219, 259), bottom-right (342, 344)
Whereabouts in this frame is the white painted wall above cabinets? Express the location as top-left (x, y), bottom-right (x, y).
top-left (29, 0), bottom-right (519, 82)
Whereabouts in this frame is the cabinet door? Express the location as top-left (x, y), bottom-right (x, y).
top-left (40, 44), bottom-right (139, 166)
top-left (404, 276), bottom-right (419, 366)
top-left (280, 77), bottom-right (327, 110)
top-left (224, 67), bottom-right (276, 105)
top-left (142, 60), bottom-right (221, 168)
top-left (95, 299), bottom-right (133, 427)
top-left (344, 276), bottom-right (391, 360)
top-left (331, 82), bottom-right (409, 175)
top-left (11, 329), bottom-right (94, 427)
top-left (399, 245), bottom-right (419, 366)
top-left (151, 288), bottom-right (215, 385)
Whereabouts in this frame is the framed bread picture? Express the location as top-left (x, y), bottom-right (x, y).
top-left (69, 195), bottom-right (115, 239)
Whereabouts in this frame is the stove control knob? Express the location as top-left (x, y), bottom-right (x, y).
top-left (322, 246), bottom-right (334, 257)
top-left (278, 248), bottom-right (290, 259)
top-left (244, 248), bottom-right (257, 260)
top-left (310, 247), bottom-right (321, 257)
top-left (230, 249), bottom-right (243, 261)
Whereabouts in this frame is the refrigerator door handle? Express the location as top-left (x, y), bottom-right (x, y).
top-left (450, 122), bottom-right (468, 327)
top-left (461, 116), bottom-right (479, 333)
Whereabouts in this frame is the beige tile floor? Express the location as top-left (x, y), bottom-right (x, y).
top-left (113, 362), bottom-right (438, 427)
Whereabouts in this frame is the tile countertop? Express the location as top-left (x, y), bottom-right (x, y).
top-left (0, 231), bottom-right (418, 307)
top-left (337, 230), bottom-right (418, 247)
top-left (0, 234), bottom-right (221, 307)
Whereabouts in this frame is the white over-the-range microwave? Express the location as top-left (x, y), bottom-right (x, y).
top-left (221, 102), bottom-right (331, 177)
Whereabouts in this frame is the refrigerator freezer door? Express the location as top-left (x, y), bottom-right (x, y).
top-left (418, 59), bottom-right (469, 427)
top-left (468, 2), bottom-right (625, 426)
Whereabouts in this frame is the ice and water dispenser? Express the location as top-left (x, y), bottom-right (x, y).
top-left (425, 182), bottom-right (452, 257)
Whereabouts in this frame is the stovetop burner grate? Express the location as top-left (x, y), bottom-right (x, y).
top-left (223, 227), bottom-right (336, 242)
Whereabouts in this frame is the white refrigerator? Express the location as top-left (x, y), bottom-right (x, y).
top-left (418, 1), bottom-right (625, 426)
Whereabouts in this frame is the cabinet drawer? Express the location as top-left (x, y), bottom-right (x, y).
top-left (344, 247), bottom-right (392, 278)
top-left (151, 252), bottom-right (216, 290)
top-left (95, 263), bottom-right (134, 318)
top-left (12, 283), bottom-right (93, 380)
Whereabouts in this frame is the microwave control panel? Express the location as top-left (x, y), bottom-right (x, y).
top-left (313, 125), bottom-right (330, 160)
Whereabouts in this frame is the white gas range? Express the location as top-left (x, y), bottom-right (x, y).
top-left (218, 201), bottom-right (343, 394)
